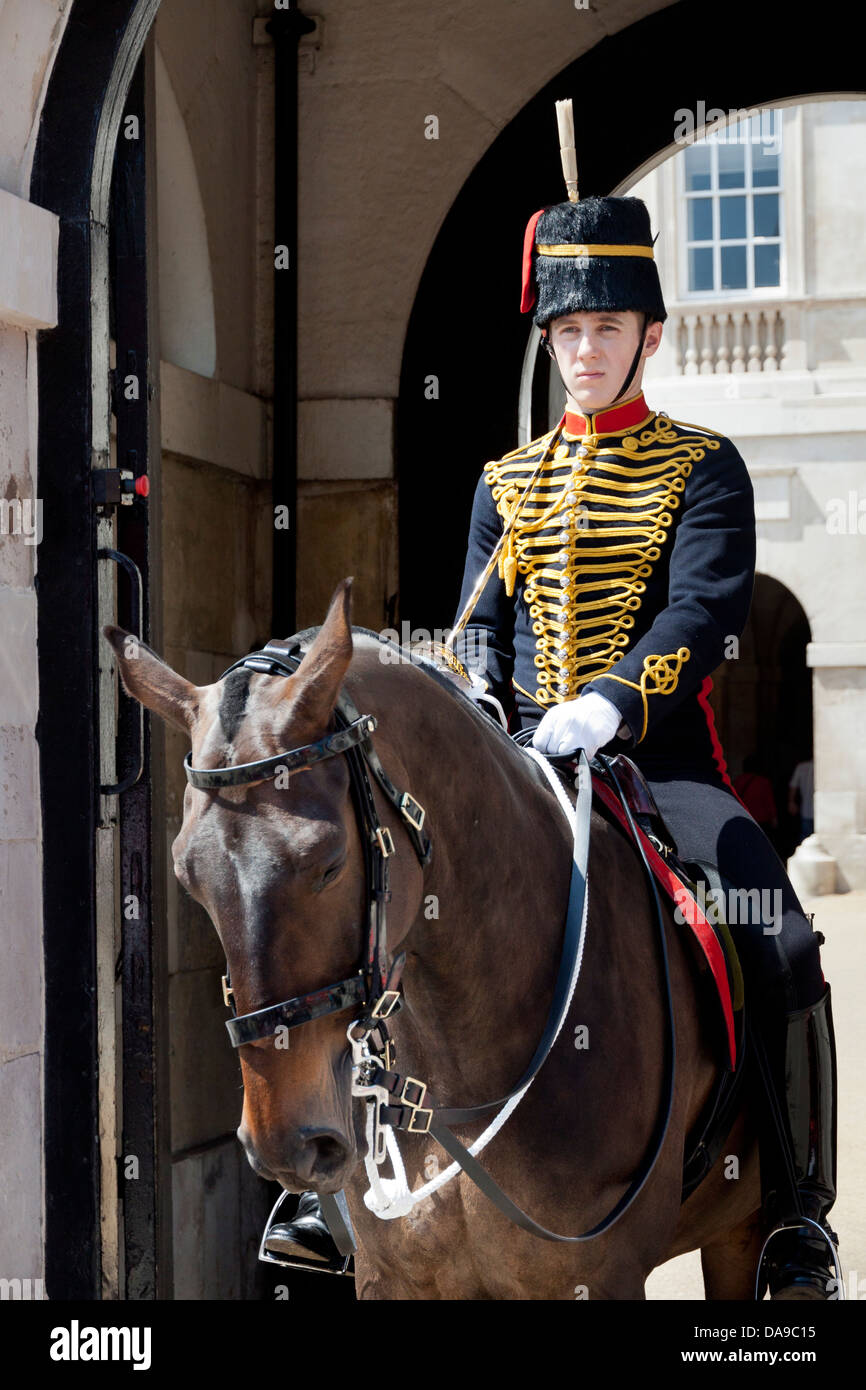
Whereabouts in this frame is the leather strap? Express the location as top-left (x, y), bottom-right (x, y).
top-left (338, 682), bottom-right (433, 868)
top-left (376, 747), bottom-right (590, 1129)
top-left (216, 632), bottom-right (429, 1045)
top-left (184, 714), bottom-right (375, 789)
top-left (373, 751), bottom-right (678, 1242)
top-left (226, 975), bottom-right (367, 1047)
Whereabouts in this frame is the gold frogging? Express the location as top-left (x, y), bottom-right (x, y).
top-left (483, 415), bottom-right (720, 730)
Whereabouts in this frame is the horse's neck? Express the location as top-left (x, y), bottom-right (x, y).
top-left (370, 663), bottom-right (576, 1107)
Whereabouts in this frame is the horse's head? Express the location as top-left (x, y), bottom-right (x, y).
top-left (103, 578), bottom-right (424, 1193)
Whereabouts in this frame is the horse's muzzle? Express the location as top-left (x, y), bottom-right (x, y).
top-left (237, 1123), bottom-right (355, 1193)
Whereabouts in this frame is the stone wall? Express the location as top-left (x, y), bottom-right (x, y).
top-left (154, 0), bottom-right (278, 1291)
top-left (294, 0), bottom-right (672, 630)
top-left (0, 0), bottom-right (69, 1287)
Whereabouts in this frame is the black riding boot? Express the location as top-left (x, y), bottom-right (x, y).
top-left (263, 1191), bottom-right (343, 1267)
top-left (761, 983), bottom-right (840, 1300)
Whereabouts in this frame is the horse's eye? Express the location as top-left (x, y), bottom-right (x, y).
top-left (321, 861), bottom-right (344, 887)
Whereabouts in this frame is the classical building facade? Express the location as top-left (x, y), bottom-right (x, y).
top-left (631, 100), bottom-right (866, 894)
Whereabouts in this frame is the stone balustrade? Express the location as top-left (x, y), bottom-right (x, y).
top-left (668, 300), bottom-right (788, 375)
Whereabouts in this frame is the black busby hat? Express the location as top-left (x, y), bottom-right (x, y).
top-left (521, 196), bottom-right (667, 328)
top-left (520, 100), bottom-right (666, 328)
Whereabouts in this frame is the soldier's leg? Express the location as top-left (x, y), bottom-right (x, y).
top-left (642, 771), bottom-right (839, 1300)
top-left (645, 773), bottom-right (822, 1014)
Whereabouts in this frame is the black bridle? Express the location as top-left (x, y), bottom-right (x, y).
top-left (183, 636), bottom-right (432, 1049)
top-left (188, 631), bottom-right (677, 1244)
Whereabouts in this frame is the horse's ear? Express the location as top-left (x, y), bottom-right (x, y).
top-left (102, 625), bottom-right (201, 734)
top-left (279, 577), bottom-right (354, 729)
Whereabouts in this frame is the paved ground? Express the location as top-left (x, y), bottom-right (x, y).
top-left (646, 889), bottom-right (865, 1300)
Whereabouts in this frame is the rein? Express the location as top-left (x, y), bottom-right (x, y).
top-left (194, 632), bottom-right (675, 1243)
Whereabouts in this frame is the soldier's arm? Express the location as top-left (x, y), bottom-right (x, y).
top-left (450, 469), bottom-right (517, 717)
top-left (583, 436), bottom-right (756, 748)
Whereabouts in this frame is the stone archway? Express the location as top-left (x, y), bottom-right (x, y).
top-left (397, 0), bottom-right (866, 631)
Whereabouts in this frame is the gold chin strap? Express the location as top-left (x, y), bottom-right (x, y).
top-left (536, 243), bottom-right (655, 259)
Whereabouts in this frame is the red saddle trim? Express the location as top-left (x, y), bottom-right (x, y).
top-left (591, 777), bottom-right (737, 1069)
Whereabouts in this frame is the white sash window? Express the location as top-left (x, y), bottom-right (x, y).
top-left (683, 111), bottom-right (783, 296)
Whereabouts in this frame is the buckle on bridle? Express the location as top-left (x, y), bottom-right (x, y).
top-left (371, 989), bottom-right (402, 1020)
top-left (399, 792), bottom-right (426, 832)
top-left (400, 1076), bottom-right (433, 1134)
top-left (221, 974), bottom-right (234, 1009)
top-left (407, 1108), bottom-right (433, 1134)
top-left (375, 826), bottom-right (395, 857)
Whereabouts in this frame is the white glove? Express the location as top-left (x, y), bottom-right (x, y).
top-left (532, 691), bottom-right (626, 758)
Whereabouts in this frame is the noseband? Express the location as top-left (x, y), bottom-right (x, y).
top-left (183, 636), bottom-right (432, 1048)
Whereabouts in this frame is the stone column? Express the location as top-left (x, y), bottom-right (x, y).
top-left (788, 643), bottom-right (866, 896)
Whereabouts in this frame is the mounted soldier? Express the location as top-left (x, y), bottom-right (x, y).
top-left (259, 102), bottom-right (839, 1299)
top-left (444, 102), bottom-right (839, 1300)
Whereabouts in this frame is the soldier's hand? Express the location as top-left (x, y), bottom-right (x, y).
top-left (532, 691), bottom-right (624, 759)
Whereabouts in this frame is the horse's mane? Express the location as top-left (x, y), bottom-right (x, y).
top-left (287, 623), bottom-right (496, 717)
top-left (286, 623), bottom-right (551, 782)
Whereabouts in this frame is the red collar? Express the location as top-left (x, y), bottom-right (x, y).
top-left (563, 391), bottom-right (650, 437)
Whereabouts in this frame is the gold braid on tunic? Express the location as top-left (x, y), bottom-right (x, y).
top-left (482, 412), bottom-right (722, 736)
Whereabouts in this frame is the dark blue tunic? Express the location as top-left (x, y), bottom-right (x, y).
top-left (451, 392), bottom-right (823, 1013)
top-left (451, 393), bottom-right (755, 779)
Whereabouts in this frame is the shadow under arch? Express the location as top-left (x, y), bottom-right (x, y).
top-left (711, 573), bottom-right (812, 858)
top-left (397, 0), bottom-right (866, 632)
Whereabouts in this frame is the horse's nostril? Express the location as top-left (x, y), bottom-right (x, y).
top-left (239, 1126), bottom-right (352, 1187)
top-left (296, 1129), bottom-right (351, 1180)
top-left (314, 1135), bottom-right (347, 1168)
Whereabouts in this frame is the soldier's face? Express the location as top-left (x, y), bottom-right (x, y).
top-left (547, 310), bottom-right (661, 411)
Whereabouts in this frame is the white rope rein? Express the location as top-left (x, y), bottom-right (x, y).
top-left (359, 747), bottom-right (588, 1219)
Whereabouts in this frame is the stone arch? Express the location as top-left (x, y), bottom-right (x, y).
top-left (397, 0), bottom-right (866, 628)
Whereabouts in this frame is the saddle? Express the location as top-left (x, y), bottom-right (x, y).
top-left (586, 754), bottom-right (749, 1204)
top-left (598, 754), bottom-right (679, 856)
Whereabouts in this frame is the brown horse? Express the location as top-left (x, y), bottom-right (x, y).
top-left (104, 578), bottom-right (768, 1300)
